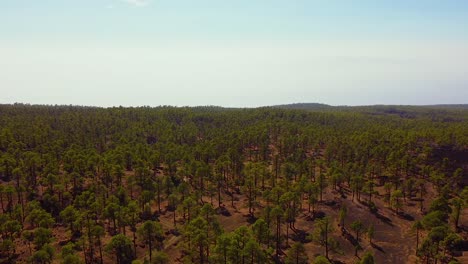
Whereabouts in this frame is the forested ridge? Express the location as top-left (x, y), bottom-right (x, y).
top-left (0, 104), bottom-right (467, 264)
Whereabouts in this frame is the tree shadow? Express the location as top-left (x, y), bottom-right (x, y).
top-left (58, 240), bottom-right (69, 246)
top-left (272, 254), bottom-right (284, 264)
top-left (323, 200), bottom-right (340, 209)
top-left (397, 212), bottom-right (415, 221)
top-left (342, 228), bottom-right (359, 247)
top-left (291, 229), bottom-right (311, 243)
top-left (372, 211), bottom-right (394, 226)
top-left (247, 214), bottom-right (258, 224)
top-left (167, 229), bottom-right (181, 236)
top-left (371, 242), bottom-right (385, 253)
top-left (165, 205), bottom-right (176, 212)
top-left (216, 206), bottom-right (231, 216)
top-left (305, 211), bottom-right (325, 221)
top-left (331, 260), bottom-right (346, 264)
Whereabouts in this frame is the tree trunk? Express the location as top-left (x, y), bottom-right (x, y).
top-left (199, 244), bottom-right (204, 264)
top-left (325, 224), bottom-right (329, 259)
top-left (224, 247), bottom-right (227, 264)
top-left (157, 180), bottom-right (161, 213)
top-left (218, 184), bottom-right (222, 207)
top-left (416, 229), bottom-right (419, 254)
top-left (0, 193), bottom-right (4, 212)
top-left (132, 231), bottom-right (137, 259)
top-left (454, 205), bottom-right (461, 229)
top-left (149, 237), bottom-right (152, 262)
top-left (98, 237), bottom-right (103, 264)
top-left (276, 216), bottom-right (281, 257)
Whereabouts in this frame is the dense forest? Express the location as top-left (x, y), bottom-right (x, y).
top-left (0, 103), bottom-right (467, 264)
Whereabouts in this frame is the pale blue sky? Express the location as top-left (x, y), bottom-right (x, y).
top-left (1, 0), bottom-right (467, 107)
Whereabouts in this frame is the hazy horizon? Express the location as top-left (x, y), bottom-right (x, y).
top-left (1, 1), bottom-right (468, 107)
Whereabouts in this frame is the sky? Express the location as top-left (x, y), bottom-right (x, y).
top-left (1, 0), bottom-right (468, 107)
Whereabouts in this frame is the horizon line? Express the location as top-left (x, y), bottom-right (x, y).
top-left (2, 102), bottom-right (467, 109)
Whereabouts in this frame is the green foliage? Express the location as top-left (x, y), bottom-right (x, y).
top-left (27, 207), bottom-right (55, 228)
top-left (59, 205), bottom-right (79, 233)
top-left (33, 228), bottom-right (53, 249)
top-left (313, 255), bottom-right (331, 264)
top-left (359, 251), bottom-right (375, 264)
top-left (212, 233), bottom-right (232, 263)
top-left (450, 197), bottom-right (465, 228)
top-left (60, 242), bottom-right (84, 264)
top-left (0, 239), bottom-right (15, 258)
top-left (151, 251), bottom-right (169, 264)
top-left (285, 242), bottom-right (308, 264)
top-left (244, 237), bottom-right (267, 264)
top-left (62, 254), bottom-right (83, 264)
top-left (252, 218), bottom-right (270, 246)
top-left (137, 220), bottom-right (164, 261)
top-left (443, 233), bottom-right (463, 257)
top-left (367, 224), bottom-right (375, 244)
top-left (30, 248), bottom-right (53, 264)
top-left (230, 226), bottom-right (253, 263)
top-left (421, 211), bottom-right (447, 230)
top-left (61, 242), bottom-right (77, 258)
top-left (311, 217), bottom-right (337, 259)
top-left (105, 234), bottom-right (135, 264)
top-left (184, 216), bottom-right (209, 263)
top-left (30, 244), bottom-right (54, 264)
top-left (350, 220), bottom-right (364, 241)
top-left (338, 205), bottom-right (347, 228)
top-left (390, 190), bottom-right (403, 213)
top-left (429, 196), bottom-right (452, 217)
top-left (0, 219), bottom-right (22, 239)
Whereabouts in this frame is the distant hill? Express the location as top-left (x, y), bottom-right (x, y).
top-left (272, 103), bottom-right (468, 111)
top-left (421, 104), bottom-right (468, 109)
top-left (268, 103), bottom-right (468, 121)
top-left (271, 103), bottom-right (332, 110)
